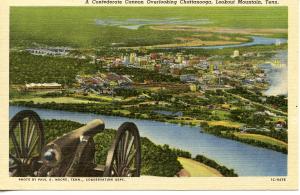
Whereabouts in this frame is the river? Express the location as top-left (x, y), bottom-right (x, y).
top-left (10, 106), bottom-right (287, 176)
top-left (168, 36), bottom-right (287, 50)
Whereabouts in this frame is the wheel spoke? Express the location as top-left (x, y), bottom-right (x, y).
top-left (10, 130), bottom-right (22, 158)
top-left (25, 117), bottom-right (32, 150)
top-left (112, 161), bottom-right (119, 176)
top-left (119, 131), bottom-right (125, 165)
top-left (115, 145), bottom-right (120, 171)
top-left (122, 131), bottom-right (129, 165)
top-left (125, 147), bottom-right (137, 168)
top-left (122, 131), bottom-right (131, 164)
top-left (117, 138), bottom-right (122, 169)
top-left (19, 121), bottom-right (26, 157)
top-left (120, 132), bottom-right (125, 165)
top-left (26, 135), bottom-right (39, 161)
top-left (27, 123), bottom-right (36, 149)
top-left (126, 168), bottom-right (137, 176)
top-left (119, 132), bottom-right (126, 166)
top-left (125, 135), bottom-right (134, 164)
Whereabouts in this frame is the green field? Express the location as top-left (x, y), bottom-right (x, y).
top-left (208, 120), bottom-right (243, 128)
top-left (234, 132), bottom-right (287, 149)
top-left (73, 93), bottom-right (122, 102)
top-left (10, 97), bottom-right (98, 104)
top-left (212, 110), bottom-right (230, 120)
top-left (178, 157), bottom-right (222, 177)
top-left (10, 7), bottom-right (287, 48)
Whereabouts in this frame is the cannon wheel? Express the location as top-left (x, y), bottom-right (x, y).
top-left (9, 110), bottom-right (45, 176)
top-left (104, 122), bottom-right (141, 177)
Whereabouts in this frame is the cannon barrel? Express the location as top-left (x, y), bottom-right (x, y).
top-left (41, 119), bottom-right (105, 167)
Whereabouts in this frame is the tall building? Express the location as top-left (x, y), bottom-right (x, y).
top-left (129, 53), bottom-right (136, 64)
top-left (177, 55), bottom-right (183, 63)
top-left (123, 55), bottom-right (129, 65)
top-left (232, 50), bottom-right (239, 58)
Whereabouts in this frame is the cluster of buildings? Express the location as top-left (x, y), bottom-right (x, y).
top-left (94, 51), bottom-right (225, 75)
top-left (231, 49), bottom-right (264, 58)
top-left (75, 73), bottom-right (133, 94)
top-left (95, 51), bottom-right (244, 91)
top-left (26, 47), bottom-right (73, 57)
top-left (23, 45), bottom-right (269, 93)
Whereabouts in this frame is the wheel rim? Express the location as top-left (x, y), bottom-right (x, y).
top-left (104, 122), bottom-right (141, 177)
top-left (9, 110), bottom-right (45, 176)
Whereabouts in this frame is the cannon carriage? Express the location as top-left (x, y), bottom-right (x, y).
top-left (9, 110), bottom-right (141, 177)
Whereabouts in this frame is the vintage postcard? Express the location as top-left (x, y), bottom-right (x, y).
top-left (0, 0), bottom-right (298, 190)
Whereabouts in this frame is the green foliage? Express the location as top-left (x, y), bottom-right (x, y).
top-left (230, 109), bottom-right (255, 124)
top-left (266, 95), bottom-right (287, 112)
top-left (110, 67), bottom-right (179, 83)
top-left (10, 52), bottom-right (92, 85)
top-left (9, 52), bottom-right (179, 86)
top-left (204, 90), bottom-right (226, 104)
top-left (93, 129), bottom-right (116, 165)
top-left (203, 125), bottom-right (239, 136)
top-left (11, 101), bottom-right (170, 124)
top-left (43, 119), bottom-right (83, 143)
top-left (200, 122), bottom-right (209, 129)
top-left (40, 91), bottom-right (65, 98)
top-left (141, 138), bottom-right (182, 176)
top-left (203, 125), bottom-right (287, 154)
top-left (171, 148), bottom-right (192, 159)
top-left (228, 87), bottom-right (287, 112)
top-left (230, 107), bottom-right (283, 129)
top-left (194, 155), bottom-right (238, 177)
top-left (242, 129), bottom-right (287, 143)
top-left (150, 90), bottom-right (173, 102)
top-left (228, 87), bottom-right (263, 103)
top-left (114, 88), bottom-right (141, 98)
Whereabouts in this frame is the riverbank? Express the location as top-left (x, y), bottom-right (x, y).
top-left (202, 124), bottom-right (287, 154)
top-left (10, 100), bottom-right (287, 154)
top-left (10, 99), bottom-right (239, 128)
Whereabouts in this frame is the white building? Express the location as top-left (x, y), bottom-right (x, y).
top-left (25, 83), bottom-right (62, 91)
top-left (231, 50), bottom-right (240, 58)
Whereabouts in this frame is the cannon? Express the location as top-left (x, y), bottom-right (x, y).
top-left (9, 110), bottom-right (141, 177)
